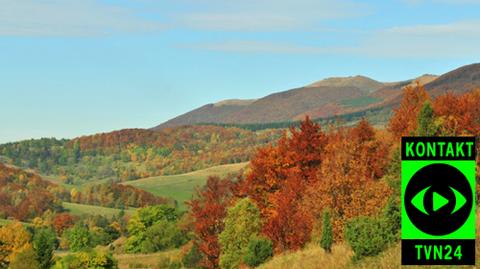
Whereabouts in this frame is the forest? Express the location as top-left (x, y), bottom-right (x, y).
top-left (0, 126), bottom-right (281, 183)
top-left (0, 85), bottom-right (479, 268)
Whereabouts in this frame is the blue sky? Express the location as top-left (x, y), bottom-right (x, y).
top-left (1, 0), bottom-right (479, 143)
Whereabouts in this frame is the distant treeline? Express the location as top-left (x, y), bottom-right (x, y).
top-left (196, 105), bottom-right (393, 131)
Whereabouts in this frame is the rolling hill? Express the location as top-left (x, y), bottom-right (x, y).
top-left (153, 63), bottom-right (480, 130)
top-left (122, 162), bottom-right (247, 209)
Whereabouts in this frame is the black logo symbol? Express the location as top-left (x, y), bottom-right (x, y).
top-left (404, 163), bottom-right (473, 235)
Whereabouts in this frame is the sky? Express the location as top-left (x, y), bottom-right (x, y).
top-left (1, 0), bottom-right (480, 143)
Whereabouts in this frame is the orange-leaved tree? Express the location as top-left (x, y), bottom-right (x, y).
top-left (244, 116), bottom-right (326, 252)
top-left (388, 82), bottom-right (429, 139)
top-left (303, 119), bottom-right (392, 240)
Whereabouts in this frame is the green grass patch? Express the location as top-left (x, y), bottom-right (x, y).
top-left (63, 202), bottom-right (136, 218)
top-left (123, 162), bottom-right (248, 210)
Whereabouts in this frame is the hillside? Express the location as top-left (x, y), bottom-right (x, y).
top-left (123, 162), bottom-right (248, 209)
top-left (0, 163), bottom-right (66, 220)
top-left (259, 211), bottom-right (480, 269)
top-left (154, 76), bottom-right (386, 129)
top-left (0, 126), bottom-right (281, 183)
top-left (154, 63), bottom-right (480, 130)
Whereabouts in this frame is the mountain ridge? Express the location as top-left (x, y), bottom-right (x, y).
top-left (153, 63), bottom-right (480, 130)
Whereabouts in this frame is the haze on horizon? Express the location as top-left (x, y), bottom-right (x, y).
top-left (1, 0), bottom-right (480, 143)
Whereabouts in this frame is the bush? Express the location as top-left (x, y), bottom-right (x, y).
top-left (345, 216), bottom-right (395, 261)
top-left (382, 198), bottom-right (401, 240)
top-left (52, 250), bottom-right (118, 269)
top-left (320, 210), bottom-right (333, 253)
top-left (243, 237), bottom-right (273, 267)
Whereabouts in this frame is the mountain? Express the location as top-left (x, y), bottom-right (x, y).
top-left (154, 76), bottom-right (387, 129)
top-left (153, 63), bottom-right (480, 130)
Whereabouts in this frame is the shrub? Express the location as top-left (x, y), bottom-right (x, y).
top-left (345, 216), bottom-right (395, 261)
top-left (320, 210), bottom-right (333, 253)
top-left (243, 237), bottom-right (273, 267)
top-left (382, 198), bottom-right (401, 240)
top-left (53, 250), bottom-right (118, 269)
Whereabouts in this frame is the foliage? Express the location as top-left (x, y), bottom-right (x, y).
top-left (0, 163), bottom-right (65, 221)
top-left (416, 101), bottom-right (438, 136)
top-left (53, 213), bottom-right (75, 235)
top-left (77, 181), bottom-right (171, 209)
top-left (141, 220), bottom-right (186, 252)
top-left (8, 247), bottom-right (39, 269)
top-left (243, 237), bottom-right (273, 267)
top-left (53, 250), bottom-right (118, 269)
top-left (188, 176), bottom-right (236, 269)
top-left (303, 119), bottom-right (392, 240)
top-left (0, 222), bottom-right (33, 269)
top-left (244, 117), bottom-right (325, 252)
top-left (381, 198), bottom-right (401, 241)
top-left (388, 82), bottom-right (429, 139)
top-left (0, 126), bottom-right (281, 182)
top-left (320, 210), bottom-right (333, 253)
top-left (218, 198), bottom-right (261, 269)
top-left (345, 216), bottom-right (395, 261)
top-left (32, 227), bottom-right (58, 269)
top-left (64, 223), bottom-right (92, 251)
top-left (125, 205), bottom-right (185, 253)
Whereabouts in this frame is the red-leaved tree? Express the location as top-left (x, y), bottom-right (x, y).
top-left (188, 176), bottom-right (235, 269)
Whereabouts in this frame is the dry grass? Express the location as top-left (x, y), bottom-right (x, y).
top-left (115, 249), bottom-right (182, 269)
top-left (259, 211), bottom-right (480, 269)
top-left (258, 243), bottom-right (352, 269)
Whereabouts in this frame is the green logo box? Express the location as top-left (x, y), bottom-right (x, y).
top-left (401, 137), bottom-right (476, 265)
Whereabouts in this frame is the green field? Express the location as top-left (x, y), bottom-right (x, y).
top-left (63, 202), bottom-right (136, 217)
top-left (123, 162), bottom-right (248, 209)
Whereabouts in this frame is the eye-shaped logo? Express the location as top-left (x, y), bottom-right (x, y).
top-left (411, 186), bottom-right (467, 215)
top-left (404, 163), bottom-right (473, 236)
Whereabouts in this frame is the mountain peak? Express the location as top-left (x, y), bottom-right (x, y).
top-left (307, 75), bottom-right (382, 91)
top-left (213, 99), bottom-right (257, 107)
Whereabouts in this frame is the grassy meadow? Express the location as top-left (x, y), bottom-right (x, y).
top-left (123, 162), bottom-right (248, 209)
top-left (63, 202), bottom-right (136, 218)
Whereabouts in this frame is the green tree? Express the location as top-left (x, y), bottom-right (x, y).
top-left (219, 198), bottom-right (262, 269)
top-left (416, 101), bottom-right (437, 136)
top-left (140, 220), bottom-right (186, 253)
top-left (33, 228), bottom-right (58, 269)
top-left (65, 224), bottom-right (92, 252)
top-left (243, 237), bottom-right (273, 267)
top-left (125, 205), bottom-right (181, 253)
top-left (320, 210), bottom-right (333, 253)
